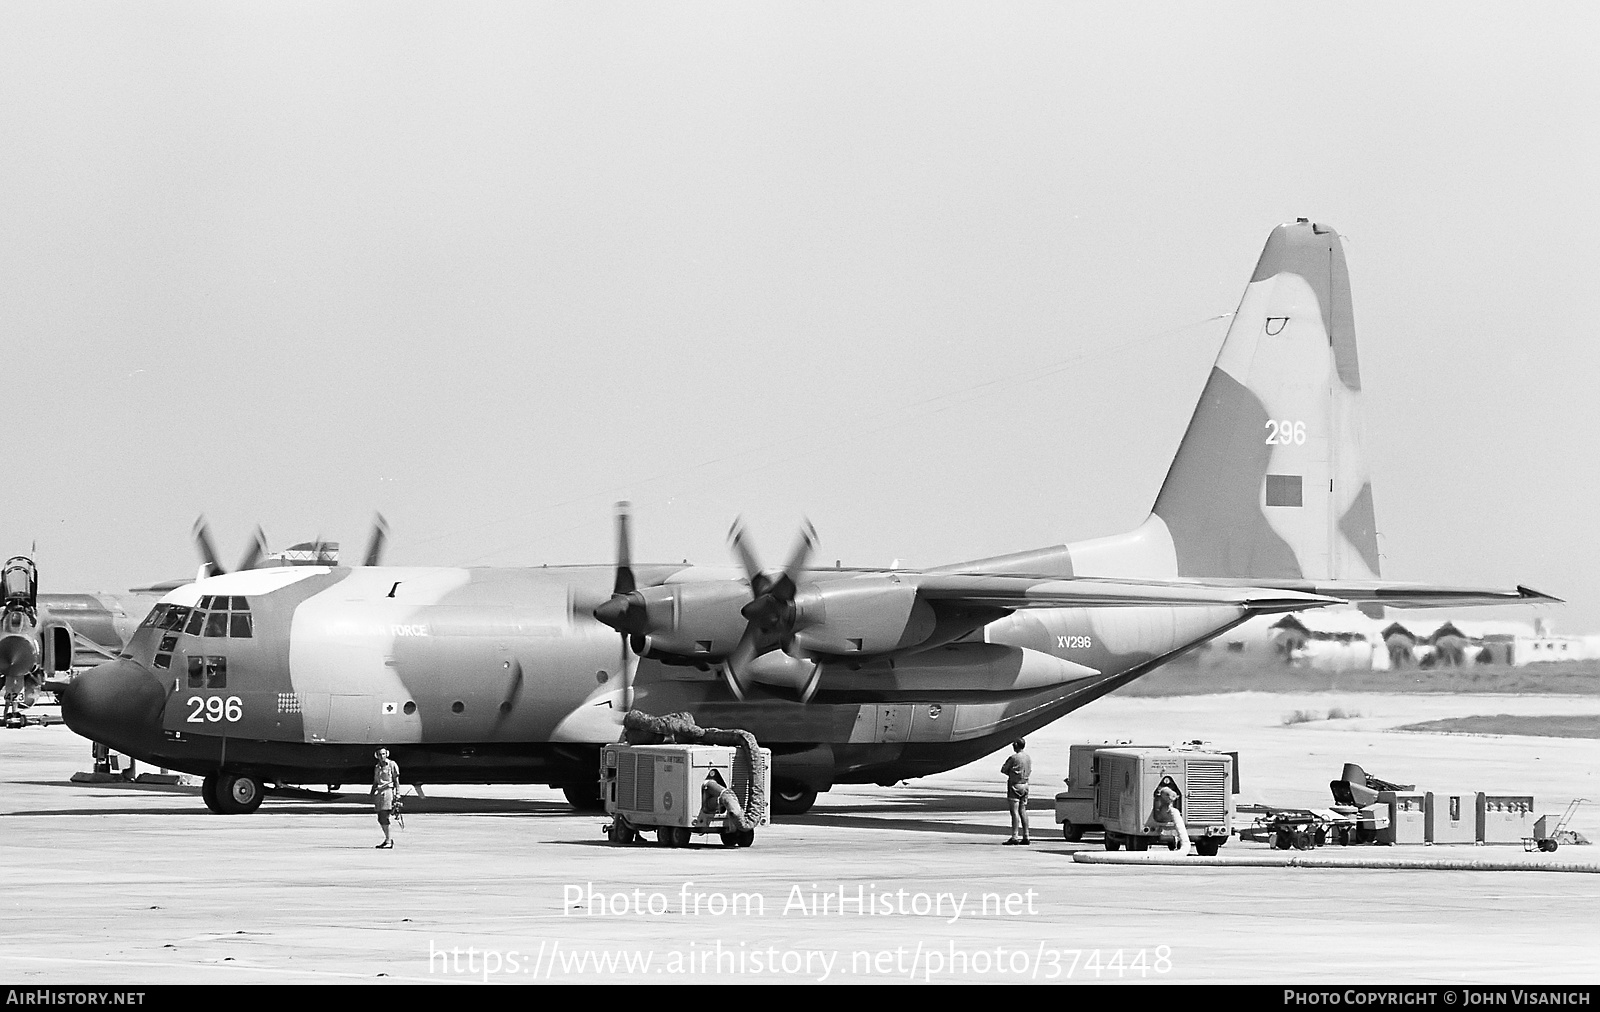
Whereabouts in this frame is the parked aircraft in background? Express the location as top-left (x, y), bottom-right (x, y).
top-left (62, 220), bottom-right (1552, 815)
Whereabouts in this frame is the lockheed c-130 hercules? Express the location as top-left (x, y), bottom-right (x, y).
top-left (62, 220), bottom-right (1553, 816)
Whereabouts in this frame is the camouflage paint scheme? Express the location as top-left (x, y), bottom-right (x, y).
top-left (61, 221), bottom-right (1551, 804)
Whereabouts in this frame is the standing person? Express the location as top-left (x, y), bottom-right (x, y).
top-left (1000, 738), bottom-right (1032, 845)
top-left (1145, 774), bottom-right (1193, 854)
top-left (372, 747), bottom-right (400, 849)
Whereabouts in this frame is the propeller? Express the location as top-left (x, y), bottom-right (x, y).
top-left (194, 514), bottom-right (388, 574)
top-left (723, 518), bottom-right (818, 696)
top-left (594, 501), bottom-right (638, 711)
top-left (362, 514), bottom-right (390, 567)
top-left (193, 517), bottom-right (269, 576)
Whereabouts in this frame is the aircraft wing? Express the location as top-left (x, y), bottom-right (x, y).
top-left (1276, 582), bottom-right (1559, 609)
top-left (909, 573), bottom-right (1343, 615)
top-left (1136, 579), bottom-right (1561, 609)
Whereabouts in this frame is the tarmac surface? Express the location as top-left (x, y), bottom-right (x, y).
top-left (2, 690), bottom-right (1598, 985)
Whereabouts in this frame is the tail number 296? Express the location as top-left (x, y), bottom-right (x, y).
top-left (187, 695), bottom-right (243, 723)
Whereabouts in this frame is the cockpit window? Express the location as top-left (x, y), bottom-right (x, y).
top-left (230, 596), bottom-right (248, 610)
top-left (159, 607), bottom-right (190, 632)
top-left (204, 611), bottom-right (229, 638)
top-left (229, 613), bottom-right (253, 638)
top-left (184, 610), bottom-right (205, 636)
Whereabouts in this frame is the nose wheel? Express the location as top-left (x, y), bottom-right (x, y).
top-left (202, 772), bottom-right (265, 814)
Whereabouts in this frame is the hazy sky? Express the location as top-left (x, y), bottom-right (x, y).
top-left (3, 3), bottom-right (1596, 630)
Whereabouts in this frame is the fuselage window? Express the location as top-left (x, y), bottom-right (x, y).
top-left (154, 653), bottom-right (171, 670)
top-left (159, 635), bottom-right (177, 652)
top-left (184, 610), bottom-right (205, 636)
top-left (229, 613), bottom-right (253, 638)
top-left (205, 656), bottom-right (227, 688)
top-left (204, 612), bottom-right (229, 638)
top-left (187, 656), bottom-right (205, 688)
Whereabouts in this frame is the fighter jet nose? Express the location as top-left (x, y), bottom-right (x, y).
top-left (61, 659), bottom-right (167, 750)
top-left (0, 633), bottom-right (37, 678)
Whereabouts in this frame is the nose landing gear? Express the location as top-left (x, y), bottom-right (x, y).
top-left (202, 772), bottom-right (265, 814)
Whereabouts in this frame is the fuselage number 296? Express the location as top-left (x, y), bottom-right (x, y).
top-left (1264, 420), bottom-right (1306, 445)
top-left (187, 695), bottom-right (243, 723)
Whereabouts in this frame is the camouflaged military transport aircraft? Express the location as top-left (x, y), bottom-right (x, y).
top-left (62, 220), bottom-right (1552, 815)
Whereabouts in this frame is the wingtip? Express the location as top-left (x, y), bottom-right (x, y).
top-left (1517, 585), bottom-right (1563, 604)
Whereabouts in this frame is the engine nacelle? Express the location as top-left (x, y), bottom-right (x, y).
top-left (789, 576), bottom-right (936, 658)
top-left (628, 581), bottom-right (752, 659)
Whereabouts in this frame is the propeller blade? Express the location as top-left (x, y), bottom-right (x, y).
top-left (236, 526), bottom-right (268, 572)
top-left (619, 637), bottom-right (634, 712)
top-left (193, 517), bottom-right (226, 576)
top-left (780, 519), bottom-right (818, 585)
top-left (613, 502), bottom-right (635, 596)
top-left (362, 514), bottom-right (389, 567)
top-left (727, 518), bottom-right (765, 590)
top-left (721, 622), bottom-right (768, 701)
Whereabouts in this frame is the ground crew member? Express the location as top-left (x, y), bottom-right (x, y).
top-left (1146, 774), bottom-right (1193, 854)
top-left (372, 747), bottom-right (400, 849)
top-left (1001, 738), bottom-right (1032, 845)
top-left (700, 768), bottom-right (746, 830)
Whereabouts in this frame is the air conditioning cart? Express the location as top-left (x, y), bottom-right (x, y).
top-left (602, 742), bottom-right (771, 848)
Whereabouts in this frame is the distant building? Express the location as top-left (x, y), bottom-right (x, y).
top-left (1195, 611), bottom-right (1592, 671)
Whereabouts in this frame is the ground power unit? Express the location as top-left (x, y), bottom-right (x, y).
top-left (1093, 746), bottom-right (1235, 856)
top-left (602, 743), bottom-right (771, 848)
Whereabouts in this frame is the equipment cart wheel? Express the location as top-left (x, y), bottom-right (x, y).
top-left (671, 826), bottom-right (692, 848)
top-left (656, 827), bottom-right (674, 847)
top-left (720, 831), bottom-right (739, 847)
top-left (737, 829), bottom-right (754, 847)
top-left (1195, 838), bottom-right (1220, 857)
top-left (1540, 839), bottom-right (1558, 853)
top-left (1061, 821), bottom-right (1084, 842)
top-left (1103, 834), bottom-right (1122, 852)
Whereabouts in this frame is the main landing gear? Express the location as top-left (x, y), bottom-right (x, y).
top-left (770, 781), bottom-right (818, 817)
top-left (202, 772), bottom-right (265, 814)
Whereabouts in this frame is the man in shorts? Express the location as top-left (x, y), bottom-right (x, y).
top-left (1001, 738), bottom-right (1032, 845)
top-left (372, 747), bottom-right (400, 849)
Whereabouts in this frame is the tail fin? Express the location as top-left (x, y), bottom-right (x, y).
top-left (1150, 219), bottom-right (1379, 581)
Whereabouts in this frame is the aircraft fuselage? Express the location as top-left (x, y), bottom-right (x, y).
top-left (63, 563), bottom-right (1246, 793)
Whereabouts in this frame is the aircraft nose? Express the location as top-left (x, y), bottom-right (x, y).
top-left (0, 633), bottom-right (37, 679)
top-left (61, 658), bottom-right (168, 751)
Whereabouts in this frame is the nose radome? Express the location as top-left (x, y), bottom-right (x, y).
top-left (61, 659), bottom-right (168, 753)
top-left (0, 633), bottom-right (38, 679)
